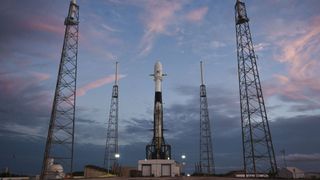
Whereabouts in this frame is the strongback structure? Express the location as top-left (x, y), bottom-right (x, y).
top-left (146, 62), bottom-right (171, 160)
top-left (41, 0), bottom-right (79, 179)
top-left (199, 61), bottom-right (215, 174)
top-left (104, 62), bottom-right (120, 172)
top-left (235, 0), bottom-right (277, 177)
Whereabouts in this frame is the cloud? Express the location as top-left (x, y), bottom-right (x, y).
top-left (30, 72), bottom-right (50, 81)
top-left (210, 40), bottom-right (226, 49)
top-left (0, 72), bottom-right (53, 146)
top-left (254, 42), bottom-right (270, 52)
top-left (77, 74), bottom-right (126, 97)
top-left (138, 4), bottom-right (210, 56)
top-left (186, 7), bottom-right (208, 22)
top-left (139, 1), bottom-right (182, 56)
top-left (101, 23), bottom-right (120, 32)
top-left (120, 117), bottom-right (153, 145)
top-left (79, 13), bottom-right (122, 62)
top-left (278, 16), bottom-right (320, 78)
top-left (0, 123), bottom-right (44, 140)
top-left (1, 82), bottom-right (320, 174)
top-left (265, 16), bottom-right (320, 110)
top-left (75, 118), bottom-right (107, 146)
top-left (24, 19), bottom-right (64, 35)
top-left (286, 153), bottom-right (320, 162)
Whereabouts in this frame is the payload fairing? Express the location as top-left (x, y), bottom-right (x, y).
top-left (146, 62), bottom-right (171, 159)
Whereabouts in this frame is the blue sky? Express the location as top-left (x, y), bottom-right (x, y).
top-left (0, 0), bottom-right (320, 175)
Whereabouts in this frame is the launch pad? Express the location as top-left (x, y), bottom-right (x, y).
top-left (138, 159), bottom-right (180, 177)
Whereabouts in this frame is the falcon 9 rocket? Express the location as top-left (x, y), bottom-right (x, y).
top-left (146, 61), bottom-right (171, 160)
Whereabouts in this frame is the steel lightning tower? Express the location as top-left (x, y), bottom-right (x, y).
top-left (199, 61), bottom-right (215, 175)
top-left (235, 0), bottom-right (277, 177)
top-left (40, 0), bottom-right (79, 179)
top-left (104, 62), bottom-right (120, 172)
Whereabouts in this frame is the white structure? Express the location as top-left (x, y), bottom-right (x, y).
top-left (278, 167), bottom-right (305, 179)
top-left (138, 159), bottom-right (180, 177)
top-left (45, 158), bottom-right (65, 179)
top-left (234, 173), bottom-right (269, 178)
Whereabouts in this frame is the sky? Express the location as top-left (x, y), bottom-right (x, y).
top-left (0, 0), bottom-right (320, 176)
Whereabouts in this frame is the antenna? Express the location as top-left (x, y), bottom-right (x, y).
top-left (200, 61), bottom-right (204, 85)
top-left (115, 62), bottom-right (118, 85)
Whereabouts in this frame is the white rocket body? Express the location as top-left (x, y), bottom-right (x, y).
top-left (146, 61), bottom-right (171, 159)
top-left (154, 62), bottom-right (163, 92)
top-left (153, 61), bottom-right (164, 154)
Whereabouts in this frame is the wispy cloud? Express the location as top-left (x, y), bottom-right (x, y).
top-left (254, 42), bottom-right (270, 52)
top-left (186, 6), bottom-right (208, 22)
top-left (139, 1), bottom-right (182, 56)
top-left (101, 23), bottom-right (120, 32)
top-left (210, 40), bottom-right (226, 49)
top-left (30, 71), bottom-right (50, 81)
top-left (138, 4), bottom-right (209, 56)
top-left (79, 13), bottom-right (121, 62)
top-left (266, 16), bottom-right (320, 107)
top-left (0, 123), bottom-right (44, 140)
top-left (77, 74), bottom-right (126, 97)
top-left (24, 20), bottom-right (64, 35)
top-left (286, 153), bottom-right (320, 162)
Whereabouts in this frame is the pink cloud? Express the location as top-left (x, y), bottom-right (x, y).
top-left (274, 74), bottom-right (289, 84)
top-left (278, 16), bottom-right (320, 79)
top-left (186, 7), bottom-right (208, 22)
top-left (1, 71), bottom-right (50, 96)
top-left (0, 73), bottom-right (52, 110)
top-left (30, 22), bottom-right (64, 34)
top-left (24, 17), bottom-right (64, 35)
top-left (79, 13), bottom-right (122, 61)
top-left (77, 74), bottom-right (126, 97)
top-left (267, 16), bottom-right (320, 105)
top-left (31, 72), bottom-right (50, 81)
top-left (139, 1), bottom-right (182, 56)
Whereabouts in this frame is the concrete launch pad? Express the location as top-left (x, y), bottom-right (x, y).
top-left (138, 159), bottom-right (181, 177)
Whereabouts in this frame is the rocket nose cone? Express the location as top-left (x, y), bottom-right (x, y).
top-left (154, 61), bottom-right (162, 73)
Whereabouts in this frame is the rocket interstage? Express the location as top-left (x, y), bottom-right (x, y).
top-left (146, 61), bottom-right (171, 160)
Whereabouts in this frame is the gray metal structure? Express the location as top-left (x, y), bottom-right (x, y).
top-left (199, 61), bottom-right (215, 174)
top-left (40, 0), bottom-right (79, 179)
top-left (235, 0), bottom-right (277, 177)
top-left (104, 62), bottom-right (120, 172)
